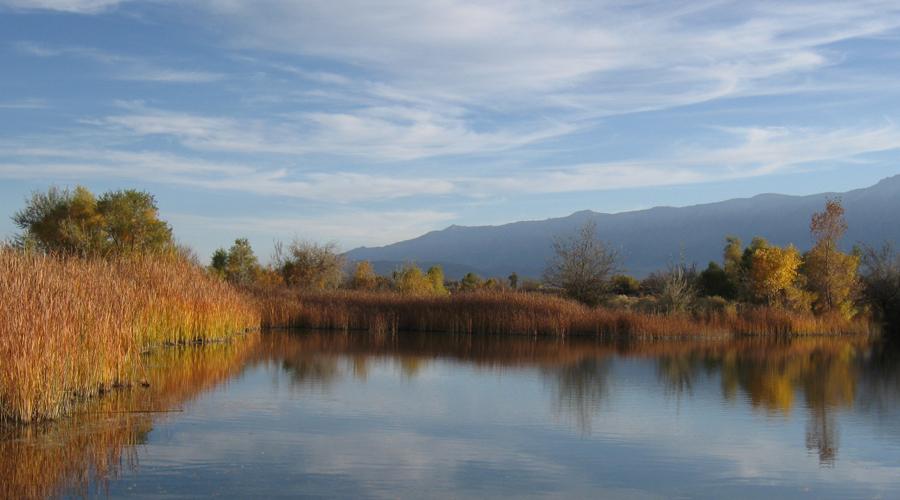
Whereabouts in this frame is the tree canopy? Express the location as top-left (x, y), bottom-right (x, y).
top-left (12, 186), bottom-right (173, 256)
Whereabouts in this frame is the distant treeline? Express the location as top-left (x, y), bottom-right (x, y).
top-left (5, 185), bottom-right (899, 332)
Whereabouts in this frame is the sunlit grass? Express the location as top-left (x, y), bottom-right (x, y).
top-left (257, 289), bottom-right (875, 337)
top-left (0, 249), bottom-right (259, 423)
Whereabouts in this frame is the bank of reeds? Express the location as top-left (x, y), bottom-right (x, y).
top-left (0, 334), bottom-right (260, 498)
top-left (258, 289), bottom-right (875, 337)
top-left (0, 249), bottom-right (259, 423)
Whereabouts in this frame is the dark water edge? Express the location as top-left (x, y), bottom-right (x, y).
top-left (2, 330), bottom-right (900, 499)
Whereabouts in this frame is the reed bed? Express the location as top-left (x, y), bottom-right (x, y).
top-left (258, 289), bottom-right (875, 337)
top-left (0, 334), bottom-right (260, 499)
top-left (0, 249), bottom-right (259, 423)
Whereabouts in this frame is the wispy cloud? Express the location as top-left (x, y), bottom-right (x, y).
top-left (166, 210), bottom-right (458, 249)
top-left (4, 123), bottom-right (899, 202)
top-left (13, 41), bottom-right (225, 83)
top-left (92, 102), bottom-right (573, 161)
top-left (0, 0), bottom-right (126, 13)
top-left (198, 0), bottom-right (900, 114)
top-left (0, 98), bottom-right (47, 109)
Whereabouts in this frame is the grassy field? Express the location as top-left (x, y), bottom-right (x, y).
top-left (0, 249), bottom-right (258, 423)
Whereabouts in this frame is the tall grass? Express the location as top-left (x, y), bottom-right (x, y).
top-left (258, 289), bottom-right (875, 337)
top-left (0, 249), bottom-right (259, 423)
top-left (0, 335), bottom-right (260, 498)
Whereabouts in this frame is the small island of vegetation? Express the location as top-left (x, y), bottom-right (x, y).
top-left (1, 186), bottom-right (899, 424)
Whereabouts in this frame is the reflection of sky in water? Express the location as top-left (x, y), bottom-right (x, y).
top-left (58, 333), bottom-right (900, 498)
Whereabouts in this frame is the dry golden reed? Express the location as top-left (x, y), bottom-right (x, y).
top-left (258, 289), bottom-right (875, 338)
top-left (0, 249), bottom-right (259, 423)
top-left (0, 334), bottom-right (260, 499)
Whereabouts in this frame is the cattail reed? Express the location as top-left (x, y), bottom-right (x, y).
top-left (0, 249), bottom-right (259, 423)
top-left (257, 289), bottom-right (874, 338)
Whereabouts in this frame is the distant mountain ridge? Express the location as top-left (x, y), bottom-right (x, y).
top-left (345, 175), bottom-right (900, 279)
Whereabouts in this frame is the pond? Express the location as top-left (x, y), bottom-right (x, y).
top-left (3, 331), bottom-right (900, 499)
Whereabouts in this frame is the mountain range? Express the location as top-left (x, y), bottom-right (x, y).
top-left (346, 175), bottom-right (900, 279)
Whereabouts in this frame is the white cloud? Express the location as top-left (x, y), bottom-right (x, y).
top-left (0, 0), bottom-right (125, 13)
top-left (13, 41), bottom-right (225, 83)
top-left (0, 145), bottom-right (456, 202)
top-left (93, 103), bottom-right (572, 161)
top-left (166, 210), bottom-right (458, 248)
top-left (197, 0), bottom-right (900, 115)
top-left (4, 123), bottom-right (899, 204)
top-left (468, 123), bottom-right (900, 195)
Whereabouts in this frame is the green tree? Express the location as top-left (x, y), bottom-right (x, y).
top-left (12, 186), bottom-right (172, 256)
top-left (96, 189), bottom-right (172, 255)
top-left (860, 243), bottom-right (900, 331)
top-left (460, 272), bottom-right (482, 292)
top-left (698, 262), bottom-right (737, 299)
top-left (224, 238), bottom-right (260, 286)
top-left (723, 236), bottom-right (743, 282)
top-left (508, 272), bottom-right (519, 290)
top-left (611, 274), bottom-right (641, 296)
top-left (543, 221), bottom-right (619, 306)
top-left (210, 248), bottom-right (229, 277)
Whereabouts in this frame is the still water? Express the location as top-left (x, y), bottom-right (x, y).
top-left (3, 331), bottom-right (900, 499)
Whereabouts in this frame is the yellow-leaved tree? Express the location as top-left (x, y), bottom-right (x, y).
top-left (803, 199), bottom-right (859, 317)
top-left (349, 261), bottom-right (378, 291)
top-left (748, 243), bottom-right (810, 309)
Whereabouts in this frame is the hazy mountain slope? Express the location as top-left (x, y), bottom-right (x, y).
top-left (346, 175), bottom-right (900, 279)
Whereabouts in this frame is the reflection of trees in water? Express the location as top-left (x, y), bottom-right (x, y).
top-left (264, 330), bottom-right (900, 462)
top-left (653, 338), bottom-right (865, 465)
top-left (542, 358), bottom-right (610, 434)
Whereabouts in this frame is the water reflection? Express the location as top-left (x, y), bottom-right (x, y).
top-left (2, 331), bottom-right (900, 498)
top-left (0, 334), bottom-right (260, 499)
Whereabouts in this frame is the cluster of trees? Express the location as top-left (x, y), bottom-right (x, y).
top-left (544, 200), bottom-right (898, 324)
top-left (11, 186), bottom-right (894, 329)
top-left (694, 200), bottom-right (859, 317)
top-left (210, 239), bottom-right (344, 291)
top-left (10, 186), bottom-right (174, 257)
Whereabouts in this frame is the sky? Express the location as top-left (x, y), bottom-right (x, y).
top-left (2, 0), bottom-right (900, 261)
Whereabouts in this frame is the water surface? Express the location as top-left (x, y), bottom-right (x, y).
top-left (3, 331), bottom-right (900, 499)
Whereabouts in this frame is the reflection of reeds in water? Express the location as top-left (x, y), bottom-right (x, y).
top-left (258, 290), bottom-right (875, 338)
top-left (0, 334), bottom-right (260, 499)
top-left (0, 250), bottom-right (259, 423)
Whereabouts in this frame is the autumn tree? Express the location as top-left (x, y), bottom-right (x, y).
top-left (543, 221), bottom-right (619, 306)
top-left (12, 185), bottom-right (173, 256)
top-left (394, 263), bottom-right (434, 295)
top-left (349, 260), bottom-right (378, 291)
top-left (803, 199), bottom-right (859, 316)
top-left (274, 239), bottom-right (345, 290)
top-left (747, 242), bottom-right (811, 309)
top-left (426, 266), bottom-right (448, 295)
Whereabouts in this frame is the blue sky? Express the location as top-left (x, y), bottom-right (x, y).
top-left (2, 0), bottom-right (900, 261)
